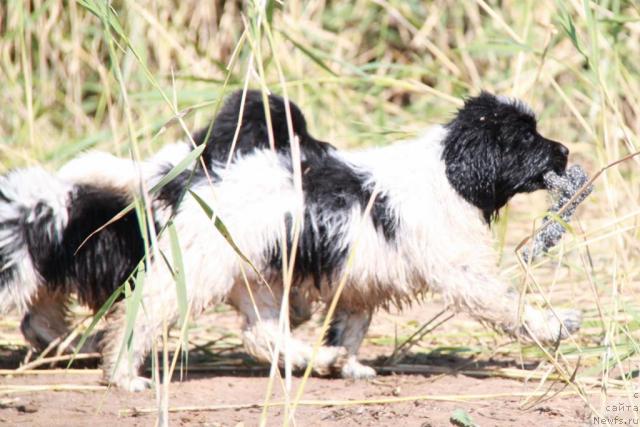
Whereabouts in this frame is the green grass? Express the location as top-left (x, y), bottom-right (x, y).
top-left (1, 0), bottom-right (639, 425)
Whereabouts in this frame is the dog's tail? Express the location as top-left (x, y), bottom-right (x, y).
top-left (0, 168), bottom-right (72, 314)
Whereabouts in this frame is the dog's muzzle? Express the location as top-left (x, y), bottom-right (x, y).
top-left (549, 140), bottom-right (569, 174)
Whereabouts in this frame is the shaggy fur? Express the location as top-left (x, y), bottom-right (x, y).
top-left (0, 90), bottom-right (580, 391)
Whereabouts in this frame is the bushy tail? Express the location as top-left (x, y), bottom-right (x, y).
top-left (0, 167), bottom-right (71, 313)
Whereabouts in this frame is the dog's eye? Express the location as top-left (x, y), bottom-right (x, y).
top-left (524, 132), bottom-right (535, 144)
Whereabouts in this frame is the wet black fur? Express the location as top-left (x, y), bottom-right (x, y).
top-left (1, 90), bottom-right (568, 315)
top-left (0, 90), bottom-right (397, 312)
top-left (196, 90), bottom-right (399, 288)
top-left (154, 167), bottom-right (204, 216)
top-left (194, 90), bottom-right (332, 168)
top-left (27, 185), bottom-right (147, 311)
top-left (276, 159), bottom-right (397, 289)
top-left (442, 92), bottom-right (569, 222)
top-left (0, 219), bottom-right (21, 287)
top-left (324, 311), bottom-right (349, 346)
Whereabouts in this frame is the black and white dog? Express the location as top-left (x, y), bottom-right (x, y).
top-left (0, 90), bottom-right (580, 391)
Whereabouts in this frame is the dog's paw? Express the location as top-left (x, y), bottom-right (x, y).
top-left (556, 308), bottom-right (581, 338)
top-left (109, 375), bottom-right (153, 392)
top-left (341, 356), bottom-right (376, 380)
top-left (523, 308), bottom-right (581, 343)
top-left (311, 346), bottom-right (347, 376)
top-left (126, 376), bottom-right (153, 392)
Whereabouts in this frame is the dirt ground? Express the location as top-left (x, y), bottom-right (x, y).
top-left (0, 302), bottom-right (593, 426)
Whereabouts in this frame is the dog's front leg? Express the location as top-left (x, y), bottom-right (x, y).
top-left (325, 308), bottom-right (376, 379)
top-left (241, 317), bottom-right (346, 375)
top-left (99, 298), bottom-right (166, 392)
top-left (229, 282), bottom-right (346, 375)
top-left (436, 267), bottom-right (581, 343)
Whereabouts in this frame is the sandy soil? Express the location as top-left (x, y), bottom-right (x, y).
top-left (0, 371), bottom-right (590, 426)
top-left (0, 302), bottom-right (592, 426)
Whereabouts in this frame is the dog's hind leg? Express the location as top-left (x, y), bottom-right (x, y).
top-left (99, 301), bottom-right (154, 392)
top-left (99, 254), bottom-right (241, 392)
top-left (229, 282), bottom-right (346, 375)
top-left (324, 308), bottom-right (376, 379)
top-left (99, 278), bottom-right (185, 392)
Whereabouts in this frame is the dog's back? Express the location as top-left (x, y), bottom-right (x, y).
top-left (0, 171), bottom-right (149, 311)
top-left (0, 89), bottom-right (326, 348)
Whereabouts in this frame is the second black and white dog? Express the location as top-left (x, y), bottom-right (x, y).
top-left (0, 90), bottom-right (580, 391)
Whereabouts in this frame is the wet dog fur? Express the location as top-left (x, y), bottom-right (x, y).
top-left (0, 90), bottom-right (580, 391)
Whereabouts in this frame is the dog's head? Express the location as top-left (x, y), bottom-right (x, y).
top-left (442, 92), bottom-right (569, 222)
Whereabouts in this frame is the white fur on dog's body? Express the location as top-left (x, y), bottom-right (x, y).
top-left (0, 118), bottom-right (579, 391)
top-left (0, 169), bottom-right (70, 313)
top-left (58, 142), bottom-right (194, 192)
top-left (95, 127), bottom-right (576, 390)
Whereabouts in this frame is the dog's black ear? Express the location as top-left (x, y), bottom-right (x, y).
top-left (442, 107), bottom-right (501, 223)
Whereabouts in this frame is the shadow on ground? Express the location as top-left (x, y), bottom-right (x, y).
top-left (0, 343), bottom-right (537, 383)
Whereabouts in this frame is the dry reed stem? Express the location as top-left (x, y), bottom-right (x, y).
top-left (119, 387), bottom-right (629, 417)
top-left (16, 353), bottom-right (101, 372)
top-left (0, 369), bottom-right (102, 376)
top-left (0, 384), bottom-right (107, 395)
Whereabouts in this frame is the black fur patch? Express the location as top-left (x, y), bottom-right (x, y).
top-left (194, 90), bottom-right (332, 168)
top-left (154, 166), bottom-right (205, 215)
top-left (194, 90), bottom-right (399, 287)
top-left (26, 185), bottom-right (147, 311)
top-left (324, 311), bottom-right (348, 346)
top-left (273, 154), bottom-right (398, 289)
top-left (192, 90), bottom-right (397, 288)
top-left (0, 218), bottom-right (21, 287)
top-left (442, 92), bottom-right (569, 222)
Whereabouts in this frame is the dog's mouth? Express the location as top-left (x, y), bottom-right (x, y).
top-left (537, 165), bottom-right (566, 191)
top-left (553, 154), bottom-right (569, 174)
top-left (540, 142), bottom-right (569, 190)
top-left (541, 157), bottom-right (568, 189)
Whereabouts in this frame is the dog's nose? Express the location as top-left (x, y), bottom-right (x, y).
top-left (552, 141), bottom-right (569, 173)
top-left (556, 143), bottom-right (569, 157)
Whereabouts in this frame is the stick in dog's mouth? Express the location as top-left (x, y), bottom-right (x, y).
top-left (522, 164), bottom-right (594, 262)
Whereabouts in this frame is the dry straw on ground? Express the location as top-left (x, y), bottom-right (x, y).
top-left (0, 0), bottom-right (639, 426)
